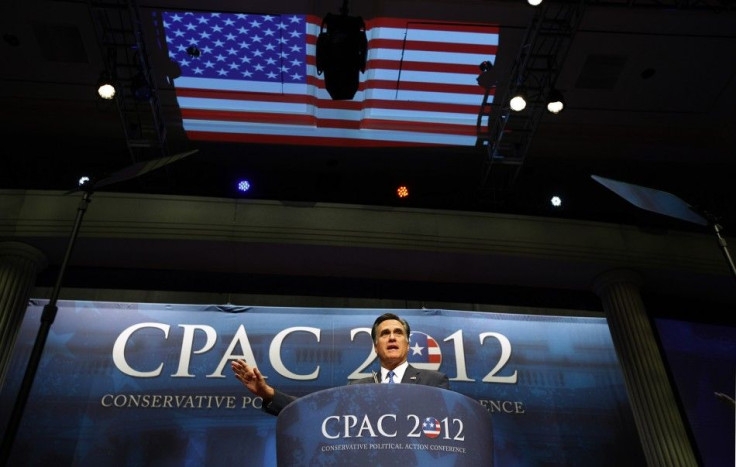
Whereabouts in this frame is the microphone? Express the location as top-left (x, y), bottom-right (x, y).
top-left (372, 370), bottom-right (379, 383)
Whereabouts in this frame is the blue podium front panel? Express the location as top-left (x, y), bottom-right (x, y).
top-left (277, 384), bottom-right (492, 466)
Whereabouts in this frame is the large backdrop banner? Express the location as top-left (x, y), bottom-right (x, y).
top-left (0, 301), bottom-right (645, 466)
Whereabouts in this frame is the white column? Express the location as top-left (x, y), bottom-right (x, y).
top-left (0, 242), bottom-right (46, 390)
top-left (593, 269), bottom-right (698, 467)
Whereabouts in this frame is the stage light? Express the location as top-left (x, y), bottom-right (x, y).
top-left (78, 176), bottom-right (91, 187)
top-left (237, 180), bottom-right (251, 192)
top-left (528, 0), bottom-right (543, 6)
top-left (509, 93), bottom-right (527, 111)
top-left (550, 195), bottom-right (562, 207)
top-left (96, 71), bottom-right (116, 100)
top-left (316, 10), bottom-right (367, 100)
top-left (397, 186), bottom-right (409, 198)
top-left (546, 89), bottom-right (565, 114)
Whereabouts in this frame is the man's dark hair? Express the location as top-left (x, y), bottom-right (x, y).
top-left (371, 313), bottom-right (411, 343)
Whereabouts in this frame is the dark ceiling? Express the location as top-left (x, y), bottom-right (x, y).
top-left (1, 0), bottom-right (736, 235)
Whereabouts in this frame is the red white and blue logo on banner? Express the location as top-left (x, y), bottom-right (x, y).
top-left (408, 331), bottom-right (442, 370)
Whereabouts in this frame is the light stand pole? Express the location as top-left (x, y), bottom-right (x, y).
top-left (0, 190), bottom-right (92, 465)
top-left (0, 149), bottom-right (197, 465)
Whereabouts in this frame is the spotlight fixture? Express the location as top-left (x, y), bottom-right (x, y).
top-left (315, 4), bottom-right (368, 100)
top-left (96, 71), bottom-right (116, 100)
top-left (509, 93), bottom-right (527, 112)
top-left (476, 60), bottom-right (496, 89)
top-left (546, 89), bottom-right (565, 114)
top-left (550, 195), bottom-right (562, 207)
top-left (528, 0), bottom-right (543, 6)
top-left (397, 186), bottom-right (409, 198)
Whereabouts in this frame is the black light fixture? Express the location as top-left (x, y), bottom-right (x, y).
top-left (546, 89), bottom-right (565, 114)
top-left (476, 60), bottom-right (496, 90)
top-left (96, 71), bottom-right (116, 100)
top-left (315, 1), bottom-right (367, 100)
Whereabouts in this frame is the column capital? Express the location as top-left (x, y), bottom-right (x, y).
top-left (0, 241), bottom-right (47, 271)
top-left (592, 268), bottom-right (643, 297)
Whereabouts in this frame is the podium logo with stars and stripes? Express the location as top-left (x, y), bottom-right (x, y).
top-left (422, 417), bottom-right (441, 438)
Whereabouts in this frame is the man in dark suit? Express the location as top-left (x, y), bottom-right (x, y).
top-left (232, 312), bottom-right (449, 415)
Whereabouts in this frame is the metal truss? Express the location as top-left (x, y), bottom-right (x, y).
top-left (89, 0), bottom-right (169, 167)
top-left (475, 0), bottom-right (733, 206)
top-left (477, 0), bottom-right (587, 206)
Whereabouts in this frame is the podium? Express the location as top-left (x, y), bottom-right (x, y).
top-left (276, 384), bottom-right (493, 466)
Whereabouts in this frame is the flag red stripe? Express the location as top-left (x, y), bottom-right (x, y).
top-left (181, 109), bottom-right (487, 136)
top-left (308, 73), bottom-right (486, 96)
top-left (364, 98), bottom-right (486, 114)
top-left (315, 118), bottom-right (361, 129)
top-left (189, 131), bottom-right (450, 147)
top-left (176, 88), bottom-right (489, 114)
top-left (369, 38), bottom-right (496, 55)
top-left (368, 59), bottom-right (486, 75)
top-left (181, 108), bottom-right (316, 126)
top-left (175, 88), bottom-right (308, 104)
top-left (308, 75), bottom-right (485, 96)
top-left (311, 17), bottom-right (500, 36)
top-left (361, 118), bottom-right (484, 135)
top-left (363, 79), bottom-right (485, 95)
top-left (177, 85), bottom-right (362, 111)
top-left (366, 17), bottom-right (500, 34)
